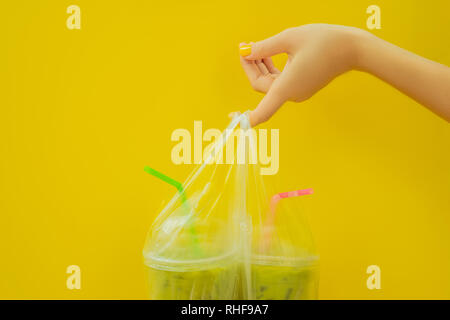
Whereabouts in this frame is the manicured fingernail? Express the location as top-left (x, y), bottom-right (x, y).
top-left (239, 45), bottom-right (252, 57)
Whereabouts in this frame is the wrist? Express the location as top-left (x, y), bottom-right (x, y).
top-left (332, 26), bottom-right (372, 73)
top-left (351, 28), bottom-right (376, 72)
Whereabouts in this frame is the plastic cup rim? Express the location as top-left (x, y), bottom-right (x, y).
top-left (250, 253), bottom-right (320, 267)
top-left (144, 248), bottom-right (238, 271)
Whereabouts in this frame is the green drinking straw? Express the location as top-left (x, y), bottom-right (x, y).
top-left (144, 166), bottom-right (187, 201)
top-left (144, 166), bottom-right (201, 255)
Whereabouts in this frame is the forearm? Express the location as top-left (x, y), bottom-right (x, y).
top-left (354, 30), bottom-right (450, 122)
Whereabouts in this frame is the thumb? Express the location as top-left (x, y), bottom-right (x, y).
top-left (241, 31), bottom-right (290, 60)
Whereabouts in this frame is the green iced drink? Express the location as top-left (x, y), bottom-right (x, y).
top-left (144, 209), bottom-right (241, 300)
top-left (251, 257), bottom-right (319, 300)
top-left (145, 252), bottom-right (239, 300)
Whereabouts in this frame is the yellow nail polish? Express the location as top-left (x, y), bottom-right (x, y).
top-left (239, 45), bottom-right (252, 57)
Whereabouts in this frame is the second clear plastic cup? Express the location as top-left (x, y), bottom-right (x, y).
top-left (251, 255), bottom-right (319, 300)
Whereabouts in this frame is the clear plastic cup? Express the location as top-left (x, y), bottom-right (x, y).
top-left (145, 251), bottom-right (239, 300)
top-left (251, 255), bottom-right (319, 300)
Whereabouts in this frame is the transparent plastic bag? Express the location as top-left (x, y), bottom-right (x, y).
top-left (143, 113), bottom-right (319, 300)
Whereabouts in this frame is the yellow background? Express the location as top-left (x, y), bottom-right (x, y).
top-left (1, 0), bottom-right (449, 299)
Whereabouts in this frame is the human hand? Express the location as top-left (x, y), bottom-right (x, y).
top-left (239, 24), bottom-right (450, 126)
top-left (239, 24), bottom-right (363, 126)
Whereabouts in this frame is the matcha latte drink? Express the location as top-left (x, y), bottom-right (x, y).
top-left (145, 252), bottom-right (239, 300)
top-left (143, 210), bottom-right (240, 299)
top-left (144, 216), bottom-right (240, 300)
top-left (251, 255), bottom-right (319, 300)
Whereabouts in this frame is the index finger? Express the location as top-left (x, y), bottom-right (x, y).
top-left (249, 89), bottom-right (286, 126)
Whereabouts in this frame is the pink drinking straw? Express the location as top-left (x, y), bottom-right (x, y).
top-left (263, 188), bottom-right (313, 250)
